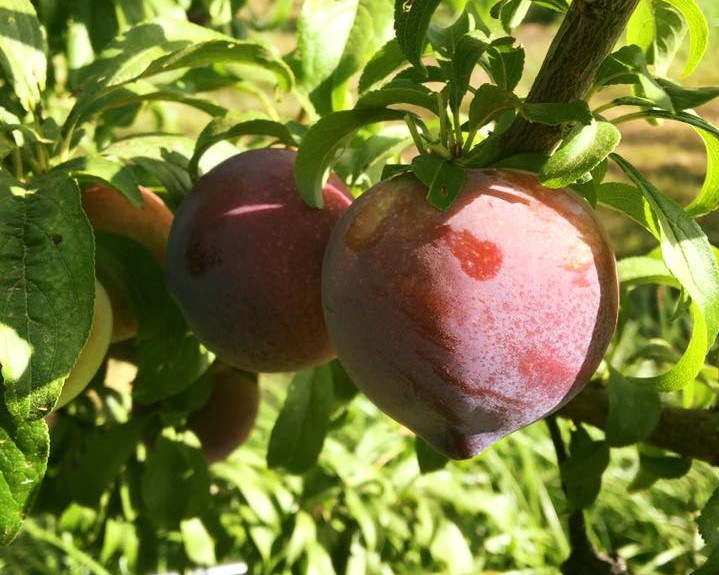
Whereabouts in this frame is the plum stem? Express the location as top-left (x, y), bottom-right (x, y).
top-left (546, 416), bottom-right (628, 575)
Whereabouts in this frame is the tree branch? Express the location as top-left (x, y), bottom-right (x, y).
top-left (494, 0), bottom-right (641, 160)
top-left (559, 384), bottom-right (719, 465)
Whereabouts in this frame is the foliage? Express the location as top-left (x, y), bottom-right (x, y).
top-left (0, 0), bottom-right (718, 573)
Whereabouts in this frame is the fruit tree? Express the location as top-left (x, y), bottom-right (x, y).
top-left (1, 0), bottom-right (719, 574)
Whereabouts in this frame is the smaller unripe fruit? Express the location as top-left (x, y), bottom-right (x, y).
top-left (82, 185), bottom-right (174, 342)
top-left (188, 366), bottom-right (260, 463)
top-left (82, 185), bottom-right (174, 263)
top-left (55, 281), bottom-right (113, 410)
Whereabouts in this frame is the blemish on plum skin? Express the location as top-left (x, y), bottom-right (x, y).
top-left (442, 228), bottom-right (503, 281)
top-left (185, 240), bottom-right (223, 276)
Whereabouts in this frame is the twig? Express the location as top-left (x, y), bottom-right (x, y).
top-left (546, 417), bottom-right (628, 575)
top-left (492, 0), bottom-right (641, 161)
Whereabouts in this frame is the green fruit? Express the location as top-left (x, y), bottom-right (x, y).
top-left (55, 280), bottom-right (113, 409)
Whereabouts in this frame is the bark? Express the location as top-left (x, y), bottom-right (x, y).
top-left (559, 384), bottom-right (719, 466)
top-left (494, 0), bottom-right (641, 160)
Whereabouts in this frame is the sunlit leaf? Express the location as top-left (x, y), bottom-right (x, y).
top-left (294, 107), bottom-right (406, 207)
top-left (0, 174), bottom-right (94, 420)
top-left (0, 0), bottom-right (46, 112)
top-left (539, 120), bottom-right (620, 188)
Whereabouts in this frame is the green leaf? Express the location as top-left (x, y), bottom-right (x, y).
top-left (618, 255), bottom-right (715, 393)
top-left (605, 367), bottom-right (661, 447)
top-left (560, 426), bottom-right (610, 509)
top-left (93, 234), bottom-right (212, 405)
top-left (655, 79), bottom-right (719, 111)
top-left (68, 19), bottom-right (292, 131)
top-left (394, 0), bottom-right (442, 69)
top-left (482, 37), bottom-right (524, 92)
top-left (296, 0), bottom-right (362, 94)
top-left (595, 44), bottom-right (672, 110)
top-left (639, 451), bottom-right (692, 479)
top-left (0, 0), bottom-right (46, 112)
top-left (664, 0), bottom-right (709, 76)
top-left (294, 107), bottom-right (407, 207)
top-left (267, 365), bottom-right (334, 474)
top-left (411, 155), bottom-right (465, 210)
top-left (355, 83), bottom-right (439, 114)
top-left (597, 182), bottom-right (659, 236)
top-left (189, 114), bottom-right (297, 181)
top-left (626, 0), bottom-right (655, 57)
top-left (539, 120), bottom-right (621, 188)
top-left (521, 100), bottom-right (592, 126)
top-left (180, 518), bottom-right (216, 566)
top-left (427, 11), bottom-right (474, 56)
top-left (498, 0), bottom-right (532, 33)
top-left (66, 417), bottom-right (148, 507)
top-left (141, 430), bottom-right (211, 529)
top-left (468, 83), bottom-right (520, 129)
top-left (0, 174), bottom-right (95, 420)
top-left (358, 39), bottom-right (408, 93)
top-left (51, 156), bottom-right (142, 207)
top-left (102, 134), bottom-right (195, 199)
top-left (415, 436), bottom-right (449, 473)
top-left (299, 0), bottom-right (394, 111)
top-left (698, 487), bottom-right (719, 550)
top-left (692, 551), bottom-right (719, 575)
top-left (612, 154), bottom-right (719, 353)
top-left (647, 0), bottom-right (688, 76)
top-left (685, 128), bottom-right (719, 217)
top-left (0, 407), bottom-right (48, 544)
top-left (447, 31), bottom-right (489, 112)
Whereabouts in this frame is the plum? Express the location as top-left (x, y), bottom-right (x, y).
top-left (188, 365), bottom-right (259, 463)
top-left (82, 185), bottom-right (174, 341)
top-left (165, 148), bottom-right (353, 373)
top-left (82, 184), bottom-right (173, 264)
top-left (322, 169), bottom-right (619, 459)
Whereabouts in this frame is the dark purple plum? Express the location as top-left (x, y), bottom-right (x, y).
top-left (322, 169), bottom-right (619, 459)
top-left (166, 148), bottom-right (352, 372)
top-left (188, 365), bottom-right (259, 463)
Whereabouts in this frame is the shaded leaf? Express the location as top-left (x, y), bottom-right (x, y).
top-left (358, 39), bottom-right (408, 93)
top-left (412, 154), bottom-right (465, 210)
top-left (141, 431), bottom-right (211, 529)
top-left (0, 407), bottom-right (48, 544)
top-left (66, 417), bottom-right (148, 507)
top-left (605, 367), bottom-right (661, 447)
top-left (521, 100), bottom-right (592, 126)
top-left (560, 426), bottom-right (610, 509)
top-left (415, 436), bottom-right (449, 473)
top-left (189, 114), bottom-right (297, 181)
top-left (267, 365), bottom-right (334, 474)
top-left (394, 0), bottom-right (442, 69)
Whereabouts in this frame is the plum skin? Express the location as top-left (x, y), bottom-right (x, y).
top-left (322, 169), bottom-right (619, 459)
top-left (165, 148), bottom-right (353, 373)
top-left (55, 280), bottom-right (113, 410)
top-left (82, 185), bottom-right (174, 341)
top-left (188, 366), bottom-right (260, 463)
